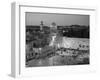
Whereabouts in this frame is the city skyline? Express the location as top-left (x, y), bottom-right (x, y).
top-left (26, 12), bottom-right (89, 26)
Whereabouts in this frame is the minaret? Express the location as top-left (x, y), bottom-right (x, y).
top-left (40, 21), bottom-right (43, 31)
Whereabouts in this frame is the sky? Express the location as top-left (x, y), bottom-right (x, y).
top-left (26, 12), bottom-right (89, 26)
